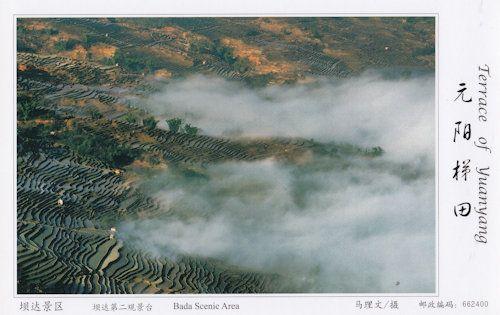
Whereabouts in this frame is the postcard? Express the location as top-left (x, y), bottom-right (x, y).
top-left (1, 0), bottom-right (498, 314)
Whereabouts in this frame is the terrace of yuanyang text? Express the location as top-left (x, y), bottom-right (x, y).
top-left (452, 64), bottom-right (492, 245)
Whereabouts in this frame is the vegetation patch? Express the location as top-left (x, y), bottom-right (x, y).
top-left (60, 124), bottom-right (142, 168)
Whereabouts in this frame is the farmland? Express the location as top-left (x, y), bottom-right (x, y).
top-left (17, 17), bottom-right (435, 294)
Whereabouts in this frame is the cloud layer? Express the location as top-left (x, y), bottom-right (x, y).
top-left (121, 72), bottom-right (435, 293)
top-left (141, 72), bottom-right (434, 167)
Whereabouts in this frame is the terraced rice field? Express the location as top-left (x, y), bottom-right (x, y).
top-left (17, 127), bottom-right (297, 293)
top-left (17, 94), bottom-right (313, 292)
top-left (16, 82), bottom-right (307, 293)
top-left (16, 17), bottom-right (435, 294)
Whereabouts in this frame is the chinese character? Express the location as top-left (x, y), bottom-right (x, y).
top-left (31, 302), bottom-right (41, 312)
top-left (54, 302), bottom-right (63, 311)
top-left (453, 121), bottom-right (471, 142)
top-left (452, 159), bottom-right (471, 181)
top-left (20, 302), bottom-right (29, 311)
top-left (43, 301), bottom-right (53, 312)
top-left (454, 202), bottom-right (471, 217)
top-left (137, 303), bottom-right (144, 312)
top-left (455, 83), bottom-right (472, 102)
top-left (389, 301), bottom-right (399, 309)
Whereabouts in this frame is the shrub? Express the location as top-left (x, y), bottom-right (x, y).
top-left (101, 57), bottom-right (115, 66)
top-left (166, 118), bottom-right (183, 133)
top-left (123, 112), bottom-right (138, 124)
top-left (113, 48), bottom-right (165, 73)
top-left (233, 58), bottom-right (251, 73)
top-left (89, 109), bottom-right (103, 119)
top-left (18, 100), bottom-right (38, 121)
top-left (17, 124), bottom-right (55, 155)
top-left (246, 29), bottom-right (260, 37)
top-left (245, 73), bottom-right (273, 88)
top-left (142, 116), bottom-right (158, 130)
top-left (184, 124), bottom-right (199, 136)
top-left (40, 28), bottom-right (59, 36)
top-left (308, 23), bottom-right (322, 39)
top-left (189, 41), bottom-right (215, 55)
top-left (113, 48), bottom-right (144, 72)
top-left (146, 154), bottom-right (160, 165)
top-left (412, 45), bottom-right (435, 57)
top-left (370, 146), bottom-right (384, 156)
top-left (53, 41), bottom-right (66, 51)
top-left (61, 126), bottom-right (141, 168)
top-left (83, 34), bottom-right (101, 48)
top-left (54, 38), bottom-right (80, 51)
top-left (212, 40), bottom-right (237, 64)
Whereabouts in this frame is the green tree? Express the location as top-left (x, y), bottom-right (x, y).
top-left (370, 146), bottom-right (384, 156)
top-left (18, 100), bottom-right (38, 121)
top-left (123, 112), bottom-right (138, 124)
top-left (83, 34), bottom-right (100, 48)
top-left (184, 124), bottom-right (199, 136)
top-left (89, 109), bottom-right (103, 119)
top-left (54, 39), bottom-right (80, 51)
top-left (113, 48), bottom-right (164, 73)
top-left (113, 48), bottom-right (149, 72)
top-left (17, 124), bottom-right (55, 155)
top-left (245, 73), bottom-right (273, 88)
top-left (213, 40), bottom-right (237, 64)
top-left (142, 116), bottom-right (158, 130)
top-left (166, 118), bottom-right (183, 133)
top-left (246, 29), bottom-right (260, 37)
top-left (234, 58), bottom-right (251, 73)
top-left (61, 126), bottom-right (141, 168)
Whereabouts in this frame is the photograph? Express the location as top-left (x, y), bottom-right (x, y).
top-left (16, 17), bottom-right (436, 294)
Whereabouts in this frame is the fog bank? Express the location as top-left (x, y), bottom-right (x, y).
top-left (140, 72), bottom-right (434, 167)
top-left (120, 72), bottom-right (435, 293)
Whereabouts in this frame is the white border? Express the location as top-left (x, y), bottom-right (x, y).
top-left (3, 1), bottom-right (499, 314)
